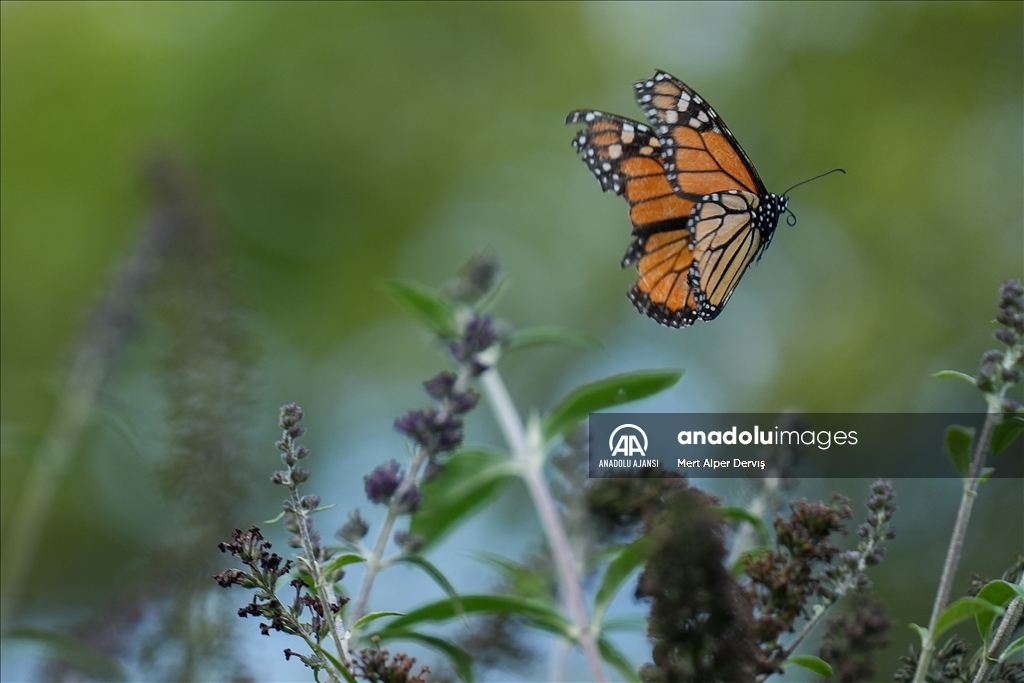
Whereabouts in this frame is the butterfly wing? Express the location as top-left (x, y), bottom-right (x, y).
top-left (566, 110), bottom-right (698, 236)
top-left (634, 71), bottom-right (767, 198)
top-left (567, 109), bottom-right (703, 327)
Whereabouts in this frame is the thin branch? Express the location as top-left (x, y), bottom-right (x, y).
top-left (351, 448), bottom-right (427, 621)
top-left (291, 489), bottom-right (352, 670)
top-left (351, 366), bottom-right (472, 622)
top-left (912, 410), bottom-right (999, 683)
top-left (480, 368), bottom-right (609, 683)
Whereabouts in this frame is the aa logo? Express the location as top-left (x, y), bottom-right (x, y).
top-left (609, 424), bottom-right (648, 457)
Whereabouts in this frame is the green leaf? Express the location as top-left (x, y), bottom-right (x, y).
top-left (975, 580), bottom-right (1024, 642)
top-left (375, 630), bottom-right (475, 682)
top-left (380, 279), bottom-right (458, 338)
top-left (409, 449), bottom-right (518, 548)
top-left (397, 554), bottom-right (463, 614)
top-left (1001, 636), bottom-right (1024, 662)
top-left (475, 274), bottom-right (509, 313)
top-left (352, 610), bottom-right (405, 633)
top-left (315, 646), bottom-right (358, 683)
top-left (945, 425), bottom-right (975, 479)
top-left (719, 506), bottom-right (772, 545)
top-left (321, 553), bottom-right (366, 577)
top-left (473, 551), bottom-right (551, 600)
top-left (934, 597), bottom-right (1005, 641)
top-left (933, 370), bottom-right (977, 386)
top-left (593, 537), bottom-right (651, 629)
top-left (910, 623), bottom-right (929, 645)
top-left (542, 369), bottom-right (684, 441)
top-left (784, 655), bottom-right (833, 679)
top-left (5, 627), bottom-right (127, 682)
top-left (264, 509), bottom-right (286, 524)
top-left (600, 614), bottom-right (647, 632)
top-left (506, 326), bottom-right (603, 354)
top-left (377, 593), bottom-right (574, 640)
top-left (991, 416), bottom-right (1024, 455)
top-left (598, 635), bottom-right (641, 683)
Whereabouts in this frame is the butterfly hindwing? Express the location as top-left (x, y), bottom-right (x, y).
top-left (626, 227), bottom-right (701, 327)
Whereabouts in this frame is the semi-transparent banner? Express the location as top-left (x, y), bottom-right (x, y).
top-left (587, 414), bottom-right (1023, 478)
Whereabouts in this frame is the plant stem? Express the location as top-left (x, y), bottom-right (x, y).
top-left (480, 368), bottom-right (609, 683)
top-left (351, 448), bottom-right (427, 621)
top-left (912, 410), bottom-right (999, 683)
top-left (292, 490), bottom-right (352, 670)
top-left (351, 366), bottom-right (472, 622)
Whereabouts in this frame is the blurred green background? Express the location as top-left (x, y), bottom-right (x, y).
top-left (2, 2), bottom-right (1021, 681)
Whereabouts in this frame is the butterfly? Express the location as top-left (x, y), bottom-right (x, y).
top-left (567, 70), bottom-right (789, 328)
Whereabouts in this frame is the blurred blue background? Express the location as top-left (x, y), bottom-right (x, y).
top-left (2, 2), bottom-right (1021, 681)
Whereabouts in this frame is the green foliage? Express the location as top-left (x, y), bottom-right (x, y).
top-left (542, 369), bottom-right (684, 441)
top-left (395, 555), bottom-right (463, 615)
top-left (991, 416), bottom-right (1024, 455)
top-left (375, 593), bottom-right (574, 641)
top-left (597, 636), bottom-right (641, 683)
top-left (592, 536), bottom-right (651, 630)
top-left (932, 597), bottom-right (1005, 642)
top-left (409, 449), bottom-right (518, 548)
top-left (944, 425), bottom-right (975, 479)
top-left (320, 553), bottom-right (366, 576)
top-left (381, 280), bottom-right (459, 338)
top-left (351, 611), bottom-right (405, 634)
top-left (473, 552), bottom-right (551, 601)
top-left (974, 580), bottom-right (1024, 643)
top-left (933, 371), bottom-right (977, 386)
top-left (784, 654), bottom-right (833, 679)
top-left (718, 505), bottom-right (773, 545)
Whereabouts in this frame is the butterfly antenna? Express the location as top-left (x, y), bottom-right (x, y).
top-left (782, 168), bottom-right (846, 197)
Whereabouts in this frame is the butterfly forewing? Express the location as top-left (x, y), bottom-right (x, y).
top-left (634, 71), bottom-right (764, 199)
top-left (567, 110), bottom-right (696, 236)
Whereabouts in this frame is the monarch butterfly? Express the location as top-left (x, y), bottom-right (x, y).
top-left (567, 70), bottom-right (792, 328)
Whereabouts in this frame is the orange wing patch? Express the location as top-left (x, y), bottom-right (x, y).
top-left (703, 131), bottom-right (758, 192)
top-left (624, 228), bottom-right (703, 327)
top-left (567, 110), bottom-right (693, 234)
top-left (634, 71), bottom-right (767, 199)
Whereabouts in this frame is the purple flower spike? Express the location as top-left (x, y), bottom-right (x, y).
top-left (364, 460), bottom-right (402, 505)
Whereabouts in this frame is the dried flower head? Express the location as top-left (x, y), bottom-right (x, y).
top-left (353, 638), bottom-right (430, 683)
top-left (818, 593), bottom-right (891, 683)
top-left (636, 484), bottom-right (762, 682)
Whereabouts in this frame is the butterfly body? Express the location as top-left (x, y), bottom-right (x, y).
top-left (568, 71), bottom-right (787, 328)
